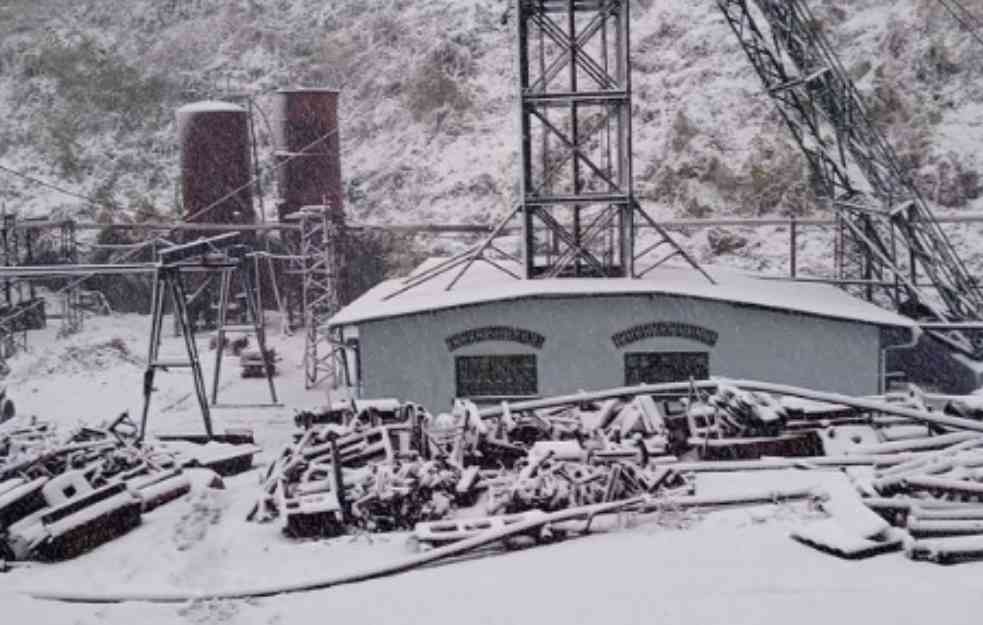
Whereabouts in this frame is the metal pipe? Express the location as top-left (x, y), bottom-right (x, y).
top-left (28, 495), bottom-right (646, 603)
top-left (28, 486), bottom-right (817, 604)
top-left (478, 378), bottom-right (983, 434)
top-left (0, 264), bottom-right (157, 277)
top-left (14, 211), bottom-right (983, 235)
top-left (790, 215), bottom-right (797, 278)
top-left (477, 380), bottom-right (707, 418)
top-left (880, 323), bottom-right (922, 393)
top-left (731, 379), bottom-right (983, 433)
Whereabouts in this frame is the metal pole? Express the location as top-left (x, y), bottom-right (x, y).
top-left (247, 97), bottom-right (265, 226)
top-left (139, 271), bottom-right (166, 443)
top-left (243, 258), bottom-right (278, 404)
top-left (169, 274), bottom-right (213, 438)
top-left (568, 0), bottom-right (582, 277)
top-left (864, 216), bottom-right (874, 302)
top-left (516, 1), bottom-right (535, 277)
top-left (25, 227), bottom-right (36, 300)
top-left (211, 268), bottom-right (231, 405)
top-left (790, 215), bottom-right (798, 278)
top-left (253, 251), bottom-right (263, 323)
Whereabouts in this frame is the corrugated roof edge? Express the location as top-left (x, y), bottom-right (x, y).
top-left (328, 260), bottom-right (918, 330)
top-left (176, 100), bottom-right (246, 114)
top-left (276, 87), bottom-right (341, 94)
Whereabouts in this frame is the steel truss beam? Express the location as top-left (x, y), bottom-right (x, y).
top-left (514, 0), bottom-right (708, 281)
top-left (0, 215), bottom-right (81, 367)
top-left (383, 0), bottom-right (710, 300)
top-left (516, 0), bottom-right (634, 278)
top-left (294, 206), bottom-right (347, 389)
top-left (717, 0), bottom-right (983, 353)
top-left (210, 249), bottom-right (279, 407)
top-left (515, 0), bottom-right (710, 280)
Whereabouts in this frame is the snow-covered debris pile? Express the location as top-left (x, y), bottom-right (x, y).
top-left (253, 386), bottom-right (824, 540)
top-left (255, 381), bottom-right (983, 570)
top-left (14, 337), bottom-right (143, 379)
top-left (0, 414), bottom-right (249, 564)
top-left (253, 396), bottom-right (694, 538)
top-left (858, 432), bottom-right (983, 564)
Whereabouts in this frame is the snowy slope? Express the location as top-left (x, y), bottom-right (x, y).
top-left (1, 0), bottom-right (983, 269)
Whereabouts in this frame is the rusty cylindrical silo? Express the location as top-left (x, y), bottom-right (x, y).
top-left (176, 101), bottom-right (255, 226)
top-left (272, 88), bottom-right (342, 221)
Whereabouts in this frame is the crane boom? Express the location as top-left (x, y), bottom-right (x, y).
top-left (716, 0), bottom-right (983, 350)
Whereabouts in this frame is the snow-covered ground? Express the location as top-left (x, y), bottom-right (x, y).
top-left (3, 312), bottom-right (983, 624)
top-left (3, 313), bottom-right (318, 446)
top-left (5, 2), bottom-right (983, 621)
top-left (4, 469), bottom-right (983, 624)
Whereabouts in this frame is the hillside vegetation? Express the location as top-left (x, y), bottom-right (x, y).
top-left (1, 0), bottom-right (983, 271)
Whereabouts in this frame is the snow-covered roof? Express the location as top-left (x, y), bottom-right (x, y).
top-left (276, 87), bottom-right (340, 94)
top-left (329, 259), bottom-right (918, 329)
top-left (176, 101), bottom-right (245, 115)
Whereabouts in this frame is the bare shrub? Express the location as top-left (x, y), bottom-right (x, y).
top-left (916, 38), bottom-right (961, 82)
top-left (669, 110), bottom-right (698, 153)
top-left (919, 152), bottom-right (982, 208)
top-left (737, 138), bottom-right (815, 216)
top-left (404, 41), bottom-right (475, 121)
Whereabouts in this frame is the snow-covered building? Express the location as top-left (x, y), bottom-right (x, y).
top-left (328, 259), bottom-right (919, 412)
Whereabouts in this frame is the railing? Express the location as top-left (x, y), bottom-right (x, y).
top-left (7, 211), bottom-right (983, 293)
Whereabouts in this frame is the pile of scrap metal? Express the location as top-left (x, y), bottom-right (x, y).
top-left (240, 348), bottom-right (278, 378)
top-left (254, 390), bottom-right (732, 538)
top-left (0, 413), bottom-right (254, 564)
top-left (154, 431), bottom-right (262, 476)
top-left (0, 388), bottom-right (15, 425)
top-left (837, 431), bottom-right (983, 565)
top-left (261, 378), bottom-right (983, 563)
top-left (0, 414), bottom-right (188, 563)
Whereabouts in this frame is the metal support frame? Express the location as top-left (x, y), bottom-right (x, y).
top-left (383, 0), bottom-right (710, 300)
top-left (717, 0), bottom-right (983, 353)
top-left (296, 205), bottom-right (346, 389)
top-left (210, 248), bottom-right (279, 406)
top-left (0, 213), bottom-right (79, 367)
top-left (138, 233), bottom-right (242, 442)
top-left (58, 220), bottom-right (83, 336)
top-left (0, 212), bottom-right (24, 366)
top-left (516, 0), bottom-right (635, 278)
top-left (139, 264), bottom-right (217, 442)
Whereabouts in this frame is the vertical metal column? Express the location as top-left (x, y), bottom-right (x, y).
top-left (515, 0), bottom-right (634, 278)
top-left (139, 266), bottom-right (214, 443)
top-left (300, 204), bottom-right (344, 389)
top-left (716, 0), bottom-right (983, 351)
top-left (377, 1), bottom-right (712, 300)
top-left (211, 266), bottom-right (232, 404)
top-left (59, 220), bottom-right (83, 335)
top-left (210, 251), bottom-right (279, 405)
top-left (0, 212), bottom-right (14, 364)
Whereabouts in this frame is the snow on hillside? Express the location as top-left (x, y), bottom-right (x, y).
top-left (1, 0), bottom-right (983, 273)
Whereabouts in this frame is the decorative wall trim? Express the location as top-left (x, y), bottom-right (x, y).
top-left (612, 321), bottom-right (718, 348)
top-left (445, 326), bottom-right (546, 351)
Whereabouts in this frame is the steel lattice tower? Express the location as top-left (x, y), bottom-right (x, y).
top-left (298, 205), bottom-right (346, 389)
top-left (717, 0), bottom-right (983, 353)
top-left (384, 0), bottom-right (710, 301)
top-left (516, 0), bottom-right (634, 277)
